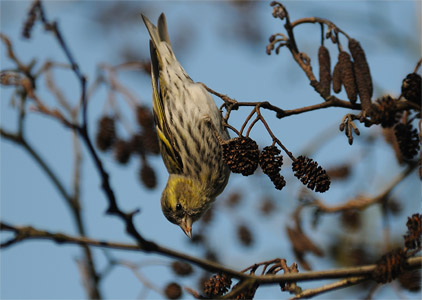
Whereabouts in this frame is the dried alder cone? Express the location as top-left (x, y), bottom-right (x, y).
top-left (318, 45), bottom-right (331, 97)
top-left (141, 127), bottom-right (160, 155)
top-left (136, 105), bottom-right (155, 129)
top-left (203, 273), bottom-right (232, 298)
top-left (130, 134), bottom-right (145, 155)
top-left (237, 223), bottom-right (254, 247)
top-left (139, 163), bottom-right (156, 189)
top-left (96, 116), bottom-right (116, 151)
top-left (292, 155), bottom-right (331, 192)
top-left (222, 137), bottom-right (259, 176)
top-left (259, 146), bottom-right (286, 190)
top-left (223, 139), bottom-right (331, 192)
top-left (404, 213), bottom-right (422, 249)
top-left (94, 106), bottom-right (159, 188)
top-left (326, 164), bottom-right (351, 180)
top-left (164, 282), bottom-right (183, 300)
top-left (398, 270), bottom-right (422, 292)
top-left (171, 261), bottom-right (193, 277)
top-left (368, 95), bottom-right (398, 128)
top-left (114, 139), bottom-right (132, 164)
top-left (134, 105), bottom-right (160, 155)
top-left (401, 73), bottom-right (421, 104)
top-left (394, 123), bottom-right (420, 160)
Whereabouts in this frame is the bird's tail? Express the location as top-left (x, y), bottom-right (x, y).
top-left (141, 13), bottom-right (178, 90)
top-left (141, 13), bottom-right (171, 49)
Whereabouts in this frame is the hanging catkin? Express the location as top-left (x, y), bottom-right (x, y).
top-left (318, 45), bottom-right (331, 97)
top-left (332, 61), bottom-right (342, 94)
top-left (338, 51), bottom-right (358, 103)
top-left (349, 38), bottom-right (373, 112)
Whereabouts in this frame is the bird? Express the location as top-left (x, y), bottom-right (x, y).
top-left (141, 13), bottom-right (230, 237)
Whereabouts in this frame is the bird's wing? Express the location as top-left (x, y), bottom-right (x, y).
top-left (144, 14), bottom-right (184, 174)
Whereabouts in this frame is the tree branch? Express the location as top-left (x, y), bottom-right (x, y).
top-left (1, 222), bottom-right (421, 285)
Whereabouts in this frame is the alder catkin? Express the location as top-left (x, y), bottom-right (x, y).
top-left (338, 51), bottom-right (358, 104)
top-left (348, 38), bottom-right (373, 111)
top-left (318, 45), bottom-right (331, 97)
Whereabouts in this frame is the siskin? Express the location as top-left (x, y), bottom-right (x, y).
top-left (142, 13), bottom-right (230, 237)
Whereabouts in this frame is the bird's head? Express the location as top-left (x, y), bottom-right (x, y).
top-left (161, 174), bottom-right (211, 237)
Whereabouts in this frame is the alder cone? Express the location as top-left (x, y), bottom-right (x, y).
top-left (222, 137), bottom-right (259, 176)
top-left (402, 73), bottom-right (421, 104)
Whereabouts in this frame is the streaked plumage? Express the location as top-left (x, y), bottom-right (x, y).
top-left (142, 13), bottom-right (230, 237)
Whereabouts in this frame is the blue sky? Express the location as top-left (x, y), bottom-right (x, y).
top-left (1, 1), bottom-right (421, 299)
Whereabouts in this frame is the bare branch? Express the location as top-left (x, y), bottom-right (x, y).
top-left (1, 222), bottom-right (421, 286)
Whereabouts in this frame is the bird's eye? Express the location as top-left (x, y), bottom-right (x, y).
top-left (176, 203), bottom-right (182, 211)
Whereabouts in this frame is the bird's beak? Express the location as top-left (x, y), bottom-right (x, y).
top-left (180, 216), bottom-right (193, 238)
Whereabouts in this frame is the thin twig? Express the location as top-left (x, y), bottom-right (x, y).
top-left (100, 63), bottom-right (139, 108)
top-left (0, 33), bottom-right (29, 73)
top-left (119, 260), bottom-right (165, 296)
top-left (44, 64), bottom-right (73, 114)
top-left (290, 17), bottom-right (350, 39)
top-left (2, 222), bottom-right (421, 285)
top-left (239, 107), bottom-right (257, 136)
top-left (290, 276), bottom-right (367, 299)
top-left (245, 116), bottom-right (260, 138)
top-left (255, 106), bottom-right (295, 161)
top-left (413, 58), bottom-right (422, 73)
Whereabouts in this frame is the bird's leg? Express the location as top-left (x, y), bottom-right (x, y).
top-left (202, 116), bottom-right (226, 145)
